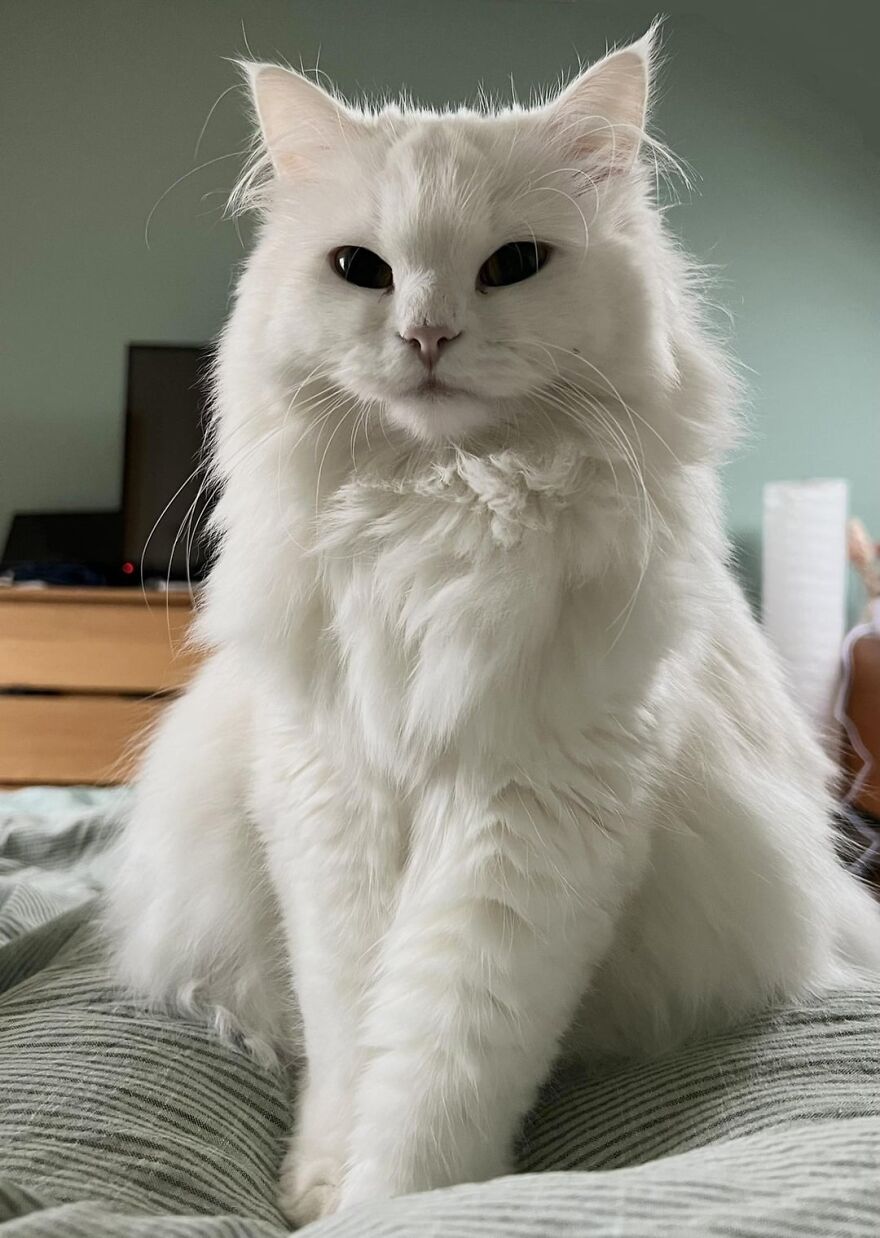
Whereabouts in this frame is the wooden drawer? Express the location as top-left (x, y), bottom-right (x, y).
top-left (0, 595), bottom-right (198, 694)
top-left (0, 695), bottom-right (163, 785)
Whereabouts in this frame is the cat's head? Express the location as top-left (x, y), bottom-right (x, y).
top-left (235, 28), bottom-right (675, 445)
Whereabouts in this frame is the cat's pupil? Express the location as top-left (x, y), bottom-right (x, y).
top-left (479, 242), bottom-right (551, 288)
top-left (332, 246), bottom-right (393, 289)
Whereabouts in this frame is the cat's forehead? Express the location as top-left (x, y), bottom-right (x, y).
top-left (368, 111), bottom-right (537, 257)
top-left (383, 117), bottom-right (493, 193)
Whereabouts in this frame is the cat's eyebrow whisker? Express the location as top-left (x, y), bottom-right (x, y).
top-left (514, 185), bottom-right (590, 261)
top-left (516, 163), bottom-right (602, 218)
top-left (527, 165), bottom-right (599, 185)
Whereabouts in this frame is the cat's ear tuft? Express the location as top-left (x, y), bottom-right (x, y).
top-left (242, 62), bottom-right (352, 178)
top-left (547, 26), bottom-right (656, 174)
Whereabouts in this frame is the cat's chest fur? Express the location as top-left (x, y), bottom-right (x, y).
top-left (293, 445), bottom-right (664, 783)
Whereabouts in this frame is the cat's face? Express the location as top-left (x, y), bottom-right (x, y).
top-left (242, 33), bottom-right (658, 443)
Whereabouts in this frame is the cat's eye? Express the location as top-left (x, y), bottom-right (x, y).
top-left (331, 246), bottom-right (393, 290)
top-left (478, 241), bottom-right (551, 289)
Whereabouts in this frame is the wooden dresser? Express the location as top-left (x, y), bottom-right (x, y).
top-left (0, 587), bottom-right (199, 787)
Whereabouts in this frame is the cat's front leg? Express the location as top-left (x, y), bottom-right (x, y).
top-left (257, 750), bottom-right (403, 1226)
top-left (339, 779), bottom-right (644, 1207)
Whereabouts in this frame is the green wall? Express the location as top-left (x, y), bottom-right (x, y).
top-left (3, 1), bottom-right (878, 596)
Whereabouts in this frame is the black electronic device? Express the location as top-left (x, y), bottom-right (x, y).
top-left (1, 510), bottom-right (122, 585)
top-left (121, 342), bottom-right (215, 583)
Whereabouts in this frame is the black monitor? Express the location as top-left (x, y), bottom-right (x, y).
top-left (122, 343), bottom-right (215, 583)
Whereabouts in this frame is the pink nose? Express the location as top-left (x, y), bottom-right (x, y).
top-left (401, 323), bottom-right (459, 367)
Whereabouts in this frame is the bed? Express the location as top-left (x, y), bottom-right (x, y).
top-left (2, 786), bottom-right (879, 1236)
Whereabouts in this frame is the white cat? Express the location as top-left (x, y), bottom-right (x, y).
top-left (107, 28), bottom-right (880, 1226)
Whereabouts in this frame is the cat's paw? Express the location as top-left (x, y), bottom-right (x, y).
top-left (336, 1157), bottom-right (397, 1210)
top-left (277, 1142), bottom-right (343, 1227)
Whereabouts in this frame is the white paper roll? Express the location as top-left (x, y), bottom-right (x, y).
top-left (762, 479), bottom-right (848, 738)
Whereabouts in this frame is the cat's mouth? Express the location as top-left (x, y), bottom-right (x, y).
top-left (411, 377), bottom-right (467, 400)
top-left (383, 382), bottom-right (497, 441)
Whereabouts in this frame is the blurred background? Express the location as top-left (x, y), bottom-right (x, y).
top-left (1, 0), bottom-right (878, 599)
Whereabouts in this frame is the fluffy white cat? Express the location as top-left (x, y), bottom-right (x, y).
top-left (107, 28), bottom-right (880, 1225)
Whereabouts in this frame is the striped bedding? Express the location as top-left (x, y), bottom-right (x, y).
top-left (1, 787), bottom-right (879, 1236)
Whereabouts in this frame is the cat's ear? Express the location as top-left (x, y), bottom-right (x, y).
top-left (547, 27), bottom-right (655, 174)
top-left (243, 63), bottom-right (353, 177)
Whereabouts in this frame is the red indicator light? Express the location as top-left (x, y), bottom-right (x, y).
top-left (122, 561), bottom-right (135, 575)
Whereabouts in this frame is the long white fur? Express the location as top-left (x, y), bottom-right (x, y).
top-left (106, 28), bottom-right (880, 1225)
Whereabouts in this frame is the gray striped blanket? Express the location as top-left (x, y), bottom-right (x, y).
top-left (2, 786), bottom-right (879, 1236)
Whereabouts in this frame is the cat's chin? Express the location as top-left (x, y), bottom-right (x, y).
top-left (383, 393), bottom-right (501, 443)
